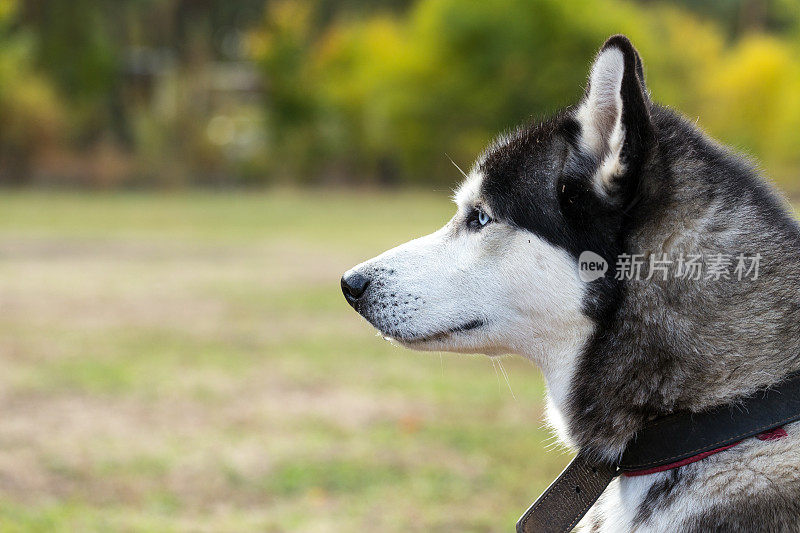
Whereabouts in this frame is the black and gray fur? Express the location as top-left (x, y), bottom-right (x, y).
top-left (343, 35), bottom-right (800, 530)
top-left (484, 35), bottom-right (800, 531)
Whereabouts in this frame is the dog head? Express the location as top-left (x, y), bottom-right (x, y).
top-left (342, 35), bottom-right (651, 370)
top-left (343, 34), bottom-right (800, 458)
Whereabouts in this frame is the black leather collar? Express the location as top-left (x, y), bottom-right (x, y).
top-left (516, 370), bottom-right (800, 533)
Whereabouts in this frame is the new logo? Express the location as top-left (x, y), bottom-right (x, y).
top-left (578, 251), bottom-right (608, 282)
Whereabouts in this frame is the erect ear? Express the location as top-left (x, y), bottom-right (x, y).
top-left (574, 35), bottom-right (653, 197)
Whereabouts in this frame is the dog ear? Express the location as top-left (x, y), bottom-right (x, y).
top-left (573, 35), bottom-right (653, 198)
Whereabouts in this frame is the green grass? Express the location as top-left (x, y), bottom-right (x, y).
top-left (0, 189), bottom-right (568, 532)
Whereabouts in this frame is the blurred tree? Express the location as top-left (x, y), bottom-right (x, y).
top-left (251, 0), bottom-right (800, 188)
top-left (21, 0), bottom-right (117, 102)
top-left (0, 0), bottom-right (65, 185)
top-left (700, 34), bottom-right (800, 172)
top-left (1, 0), bottom-right (799, 188)
top-left (643, 0), bottom-right (800, 38)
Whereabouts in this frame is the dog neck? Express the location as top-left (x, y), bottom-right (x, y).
top-left (556, 304), bottom-right (800, 462)
top-left (549, 126), bottom-right (800, 461)
top-left (524, 275), bottom-right (800, 463)
top-left (515, 317), bottom-right (596, 451)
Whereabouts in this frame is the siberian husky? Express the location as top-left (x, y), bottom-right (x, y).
top-left (342, 35), bottom-right (800, 531)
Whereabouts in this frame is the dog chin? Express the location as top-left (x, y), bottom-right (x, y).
top-left (378, 330), bottom-right (450, 349)
top-left (392, 334), bottom-right (455, 351)
top-left (390, 336), bottom-right (443, 351)
top-left (381, 321), bottom-right (490, 353)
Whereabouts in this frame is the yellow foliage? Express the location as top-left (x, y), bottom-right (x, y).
top-left (702, 36), bottom-right (800, 166)
top-left (0, 31), bottom-right (65, 155)
top-left (249, 0), bottom-right (800, 187)
top-left (0, 0), bottom-right (16, 23)
top-left (268, 0), bottom-right (313, 36)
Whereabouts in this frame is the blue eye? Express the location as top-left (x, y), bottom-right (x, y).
top-left (467, 207), bottom-right (492, 231)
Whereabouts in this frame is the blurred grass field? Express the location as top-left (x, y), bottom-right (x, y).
top-left (0, 190), bottom-right (567, 532)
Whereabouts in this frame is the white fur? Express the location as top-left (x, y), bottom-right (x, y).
top-left (575, 47), bottom-right (626, 193)
top-left (582, 420), bottom-right (800, 531)
top-left (349, 159), bottom-right (800, 532)
top-left (352, 170), bottom-right (595, 428)
top-left (348, 39), bottom-right (800, 531)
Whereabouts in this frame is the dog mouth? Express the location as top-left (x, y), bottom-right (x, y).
top-left (390, 319), bottom-right (485, 344)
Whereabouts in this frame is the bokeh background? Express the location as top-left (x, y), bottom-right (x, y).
top-left (1, 0), bottom-right (799, 531)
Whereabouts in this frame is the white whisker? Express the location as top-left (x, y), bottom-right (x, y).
top-left (491, 359), bottom-right (502, 393)
top-left (498, 359), bottom-right (517, 401)
top-left (446, 153), bottom-right (470, 180)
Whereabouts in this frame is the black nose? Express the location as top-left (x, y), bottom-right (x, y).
top-left (341, 269), bottom-right (370, 302)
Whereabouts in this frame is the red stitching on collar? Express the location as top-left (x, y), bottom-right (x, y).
top-left (623, 426), bottom-right (787, 477)
top-left (756, 427), bottom-right (788, 441)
